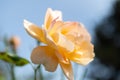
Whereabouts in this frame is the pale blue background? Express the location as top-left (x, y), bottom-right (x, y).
top-left (0, 0), bottom-right (115, 80)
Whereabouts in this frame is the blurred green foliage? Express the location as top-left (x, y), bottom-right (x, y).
top-left (0, 76), bottom-right (5, 80)
top-left (0, 52), bottom-right (29, 66)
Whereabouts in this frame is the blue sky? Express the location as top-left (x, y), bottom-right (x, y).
top-left (0, 0), bottom-right (115, 80)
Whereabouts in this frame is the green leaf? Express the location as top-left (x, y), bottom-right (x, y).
top-left (0, 52), bottom-right (29, 66)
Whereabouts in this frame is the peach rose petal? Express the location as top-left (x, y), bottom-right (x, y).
top-left (56, 33), bottom-right (74, 53)
top-left (62, 22), bottom-right (91, 42)
top-left (31, 46), bottom-right (58, 72)
top-left (60, 61), bottom-right (74, 80)
top-left (24, 20), bottom-right (46, 43)
top-left (67, 41), bottom-right (94, 65)
top-left (44, 8), bottom-right (62, 30)
top-left (45, 33), bottom-right (69, 64)
top-left (48, 21), bottom-right (63, 35)
top-left (61, 22), bottom-right (79, 34)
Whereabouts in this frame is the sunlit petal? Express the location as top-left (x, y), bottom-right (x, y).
top-left (66, 41), bottom-right (95, 65)
top-left (62, 22), bottom-right (94, 65)
top-left (45, 33), bottom-right (69, 64)
top-left (61, 22), bottom-right (79, 34)
top-left (44, 8), bottom-right (62, 30)
top-left (62, 22), bottom-right (91, 42)
top-left (48, 21), bottom-right (63, 35)
top-left (60, 61), bottom-right (74, 80)
top-left (53, 32), bottom-right (74, 53)
top-left (24, 20), bottom-right (46, 43)
top-left (49, 32), bottom-right (75, 64)
top-left (54, 50), bottom-right (69, 64)
top-left (31, 46), bottom-right (58, 72)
